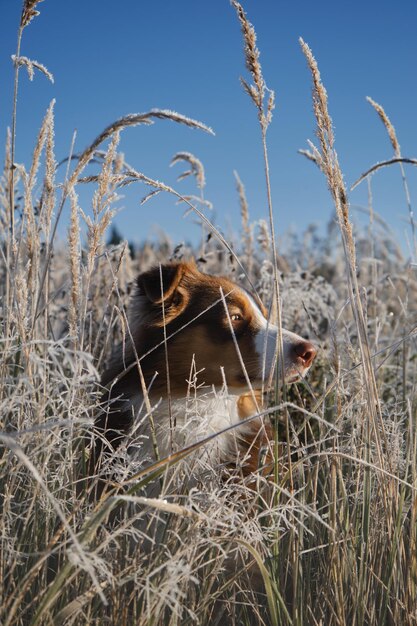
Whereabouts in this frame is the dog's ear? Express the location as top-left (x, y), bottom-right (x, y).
top-left (137, 263), bottom-right (196, 326)
top-left (136, 261), bottom-right (198, 305)
top-left (137, 263), bottom-right (189, 303)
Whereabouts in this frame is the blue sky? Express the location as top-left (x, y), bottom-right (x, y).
top-left (1, 0), bottom-right (417, 254)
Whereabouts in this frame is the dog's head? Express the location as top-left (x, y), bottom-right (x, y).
top-left (131, 261), bottom-right (316, 392)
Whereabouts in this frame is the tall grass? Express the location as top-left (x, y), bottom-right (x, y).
top-left (1, 2), bottom-right (416, 625)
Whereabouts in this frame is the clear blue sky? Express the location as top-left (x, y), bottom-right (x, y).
top-left (1, 0), bottom-right (417, 254)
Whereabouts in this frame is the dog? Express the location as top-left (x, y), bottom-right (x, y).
top-left (93, 261), bottom-right (316, 484)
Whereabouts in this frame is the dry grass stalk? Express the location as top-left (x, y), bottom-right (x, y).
top-left (6, 0), bottom-right (46, 344)
top-left (300, 38), bottom-right (391, 479)
top-left (89, 132), bottom-right (119, 256)
top-left (170, 152), bottom-right (210, 259)
top-left (231, 0), bottom-right (265, 111)
top-left (171, 151), bottom-right (206, 191)
top-left (174, 194), bottom-right (213, 211)
top-left (11, 55), bottom-right (54, 83)
top-left (19, 101), bottom-right (54, 311)
top-left (366, 96), bottom-right (416, 258)
top-left (232, 5), bottom-right (294, 591)
top-left (69, 109), bottom-right (214, 187)
top-left (234, 170), bottom-right (254, 276)
top-left (79, 132), bottom-right (120, 351)
top-left (351, 156), bottom-right (417, 190)
top-left (257, 218), bottom-right (271, 256)
top-left (168, 152), bottom-right (213, 258)
top-left (21, 0), bottom-right (44, 28)
top-left (37, 101), bottom-right (56, 335)
top-left (232, 4), bottom-right (288, 508)
top-left (140, 189), bottom-right (161, 205)
top-left (13, 267), bottom-right (30, 349)
top-left (92, 245), bottom-right (133, 366)
top-left (0, 133), bottom-right (10, 238)
top-left (41, 100), bottom-right (56, 239)
top-left (367, 96), bottom-right (401, 157)
top-left (298, 139), bottom-right (323, 168)
top-left (10, 0), bottom-right (45, 243)
top-left (298, 148), bottom-right (318, 165)
top-left (231, 0), bottom-right (275, 131)
top-left (68, 188), bottom-right (81, 343)
top-left (231, 0), bottom-right (281, 324)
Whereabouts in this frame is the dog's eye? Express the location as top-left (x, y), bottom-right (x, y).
top-left (231, 313), bottom-right (242, 321)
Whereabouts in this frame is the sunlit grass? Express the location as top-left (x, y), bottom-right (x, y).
top-left (0, 2), bottom-right (416, 625)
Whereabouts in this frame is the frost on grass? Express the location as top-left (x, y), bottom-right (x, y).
top-left (1, 157), bottom-right (416, 620)
top-left (1, 24), bottom-right (416, 624)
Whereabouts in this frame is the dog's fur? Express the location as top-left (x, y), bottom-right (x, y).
top-left (93, 261), bottom-right (316, 481)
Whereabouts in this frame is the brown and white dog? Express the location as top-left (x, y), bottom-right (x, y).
top-left (94, 261), bottom-right (316, 482)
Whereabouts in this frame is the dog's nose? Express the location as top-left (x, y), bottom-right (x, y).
top-left (293, 341), bottom-right (317, 368)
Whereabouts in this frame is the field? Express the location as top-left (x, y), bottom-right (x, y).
top-left (1, 2), bottom-right (417, 625)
